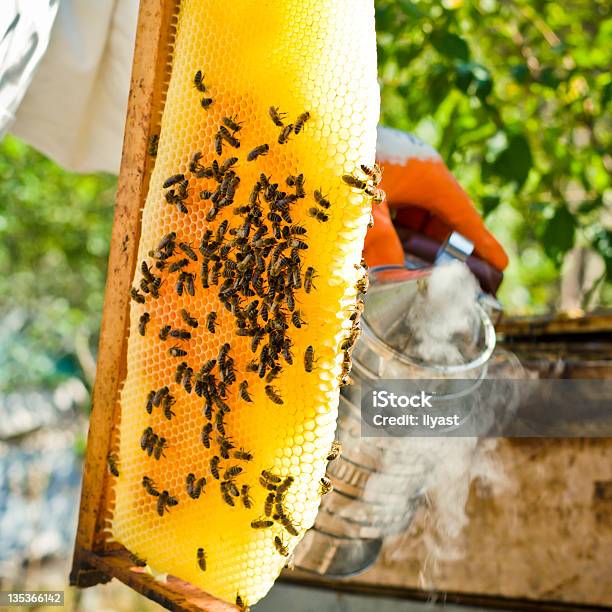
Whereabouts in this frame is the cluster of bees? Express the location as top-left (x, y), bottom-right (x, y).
top-left (113, 70), bottom-right (380, 602)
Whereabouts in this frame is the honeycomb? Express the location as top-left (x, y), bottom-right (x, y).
top-left (110, 0), bottom-right (379, 606)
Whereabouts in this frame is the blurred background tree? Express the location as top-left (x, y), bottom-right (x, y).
top-left (0, 0), bottom-right (610, 393)
top-left (376, 0), bottom-right (611, 312)
top-left (0, 136), bottom-right (115, 392)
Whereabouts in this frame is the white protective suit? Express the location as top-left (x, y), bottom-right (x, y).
top-left (0, 0), bottom-right (138, 174)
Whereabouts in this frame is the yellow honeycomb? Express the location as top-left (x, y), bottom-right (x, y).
top-left (110, 0), bottom-right (379, 606)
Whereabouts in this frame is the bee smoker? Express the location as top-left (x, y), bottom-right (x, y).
top-left (292, 232), bottom-right (499, 577)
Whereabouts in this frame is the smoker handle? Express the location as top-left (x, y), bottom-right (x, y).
top-left (396, 228), bottom-right (504, 296)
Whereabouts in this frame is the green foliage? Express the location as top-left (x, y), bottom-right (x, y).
top-left (0, 1), bottom-right (610, 392)
top-left (376, 0), bottom-right (611, 313)
top-left (0, 136), bottom-right (116, 391)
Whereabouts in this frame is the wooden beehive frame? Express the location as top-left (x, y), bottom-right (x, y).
top-left (69, 0), bottom-right (612, 609)
top-left (69, 2), bottom-right (234, 609)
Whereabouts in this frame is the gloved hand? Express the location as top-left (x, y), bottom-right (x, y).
top-left (364, 126), bottom-right (508, 272)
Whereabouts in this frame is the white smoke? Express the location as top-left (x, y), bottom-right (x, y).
top-left (404, 260), bottom-right (482, 365)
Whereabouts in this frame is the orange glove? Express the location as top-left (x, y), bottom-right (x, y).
top-left (364, 127), bottom-right (508, 272)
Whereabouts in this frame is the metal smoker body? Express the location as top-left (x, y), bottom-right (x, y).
top-left (293, 233), bottom-right (498, 576)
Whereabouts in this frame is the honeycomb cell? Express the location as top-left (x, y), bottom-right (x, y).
top-left (111, 0), bottom-right (378, 606)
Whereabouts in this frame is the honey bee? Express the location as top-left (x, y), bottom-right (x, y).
top-left (206, 312), bottom-right (218, 333)
top-left (169, 345), bottom-right (187, 358)
top-left (224, 465), bottom-right (243, 480)
top-left (163, 174), bottom-right (185, 189)
top-left (153, 437), bottom-right (168, 460)
top-left (157, 490), bottom-right (179, 516)
top-left (292, 173), bottom-right (305, 198)
top-left (265, 366), bottom-right (281, 383)
top-left (176, 200), bottom-right (189, 214)
top-left (140, 426), bottom-right (153, 451)
top-left (217, 342), bottom-right (230, 363)
top-left (304, 345), bottom-right (315, 372)
top-left (360, 162), bottom-right (383, 185)
top-left (181, 308), bottom-right (198, 328)
top-left (169, 328), bottom-right (192, 341)
top-left (251, 519), bottom-right (274, 529)
top-left (218, 436), bottom-right (234, 460)
top-left (222, 114), bottom-right (242, 132)
top-left (293, 111), bottom-right (310, 134)
top-left (234, 449), bottom-right (253, 461)
top-left (196, 547), bottom-right (207, 571)
top-left (265, 385), bottom-right (283, 405)
top-left (314, 189), bottom-right (331, 209)
top-left (342, 174), bottom-right (368, 190)
top-left (183, 272), bottom-right (195, 296)
top-left (290, 238), bottom-right (308, 251)
top-left (371, 188), bottom-right (385, 205)
top-left (276, 475), bottom-right (295, 496)
top-left (162, 394), bottom-right (176, 420)
top-left (145, 390), bottom-right (155, 414)
top-left (189, 151), bottom-right (203, 173)
top-left (215, 411), bottom-right (225, 436)
top-left (319, 476), bottom-right (333, 495)
top-left (138, 312), bottom-right (150, 336)
top-left (304, 266), bottom-right (317, 293)
top-left (279, 515), bottom-right (299, 537)
top-left (220, 156), bottom-right (239, 174)
top-left (107, 453), bottom-right (120, 477)
top-left (200, 359), bottom-right (217, 375)
top-left (269, 106), bottom-right (286, 127)
top-left (187, 473), bottom-right (206, 499)
top-left (240, 484), bottom-right (253, 509)
top-left (291, 310), bottom-right (306, 329)
top-left (308, 207), bottom-right (329, 222)
top-left (193, 70), bottom-right (206, 93)
top-left (356, 275), bottom-right (369, 293)
top-left (155, 231), bottom-right (176, 253)
top-left (327, 440), bottom-right (342, 461)
top-left (221, 481), bottom-right (235, 506)
top-left (278, 124), bottom-right (293, 144)
top-left (201, 97), bottom-right (213, 109)
top-left (264, 492), bottom-right (275, 517)
top-left (247, 144), bottom-right (269, 161)
top-left (235, 594), bottom-right (248, 612)
top-left (142, 476), bottom-right (159, 497)
top-left (168, 258), bottom-right (189, 273)
top-left (130, 287), bottom-right (145, 304)
top-left (159, 325), bottom-right (171, 341)
top-left (152, 386), bottom-right (169, 406)
top-left (178, 242), bottom-right (198, 261)
top-left (259, 478), bottom-right (278, 491)
top-left (148, 134), bottom-right (159, 157)
top-left (210, 456), bottom-right (221, 480)
top-left (274, 535), bottom-right (289, 557)
top-left (201, 423), bottom-right (213, 448)
top-left (261, 470), bottom-right (282, 484)
top-left (181, 367), bottom-right (193, 393)
top-left (219, 128), bottom-right (241, 150)
top-left (341, 326), bottom-right (361, 351)
top-left (238, 380), bottom-right (253, 402)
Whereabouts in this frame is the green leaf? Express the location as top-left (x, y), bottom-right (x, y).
top-left (481, 195), bottom-right (501, 217)
top-left (541, 206), bottom-right (576, 264)
top-left (455, 63), bottom-right (474, 92)
top-left (431, 30), bottom-right (470, 62)
top-left (593, 229), bottom-right (612, 281)
top-left (510, 64), bottom-right (530, 84)
top-left (396, 0), bottom-right (425, 19)
top-left (491, 133), bottom-right (533, 188)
